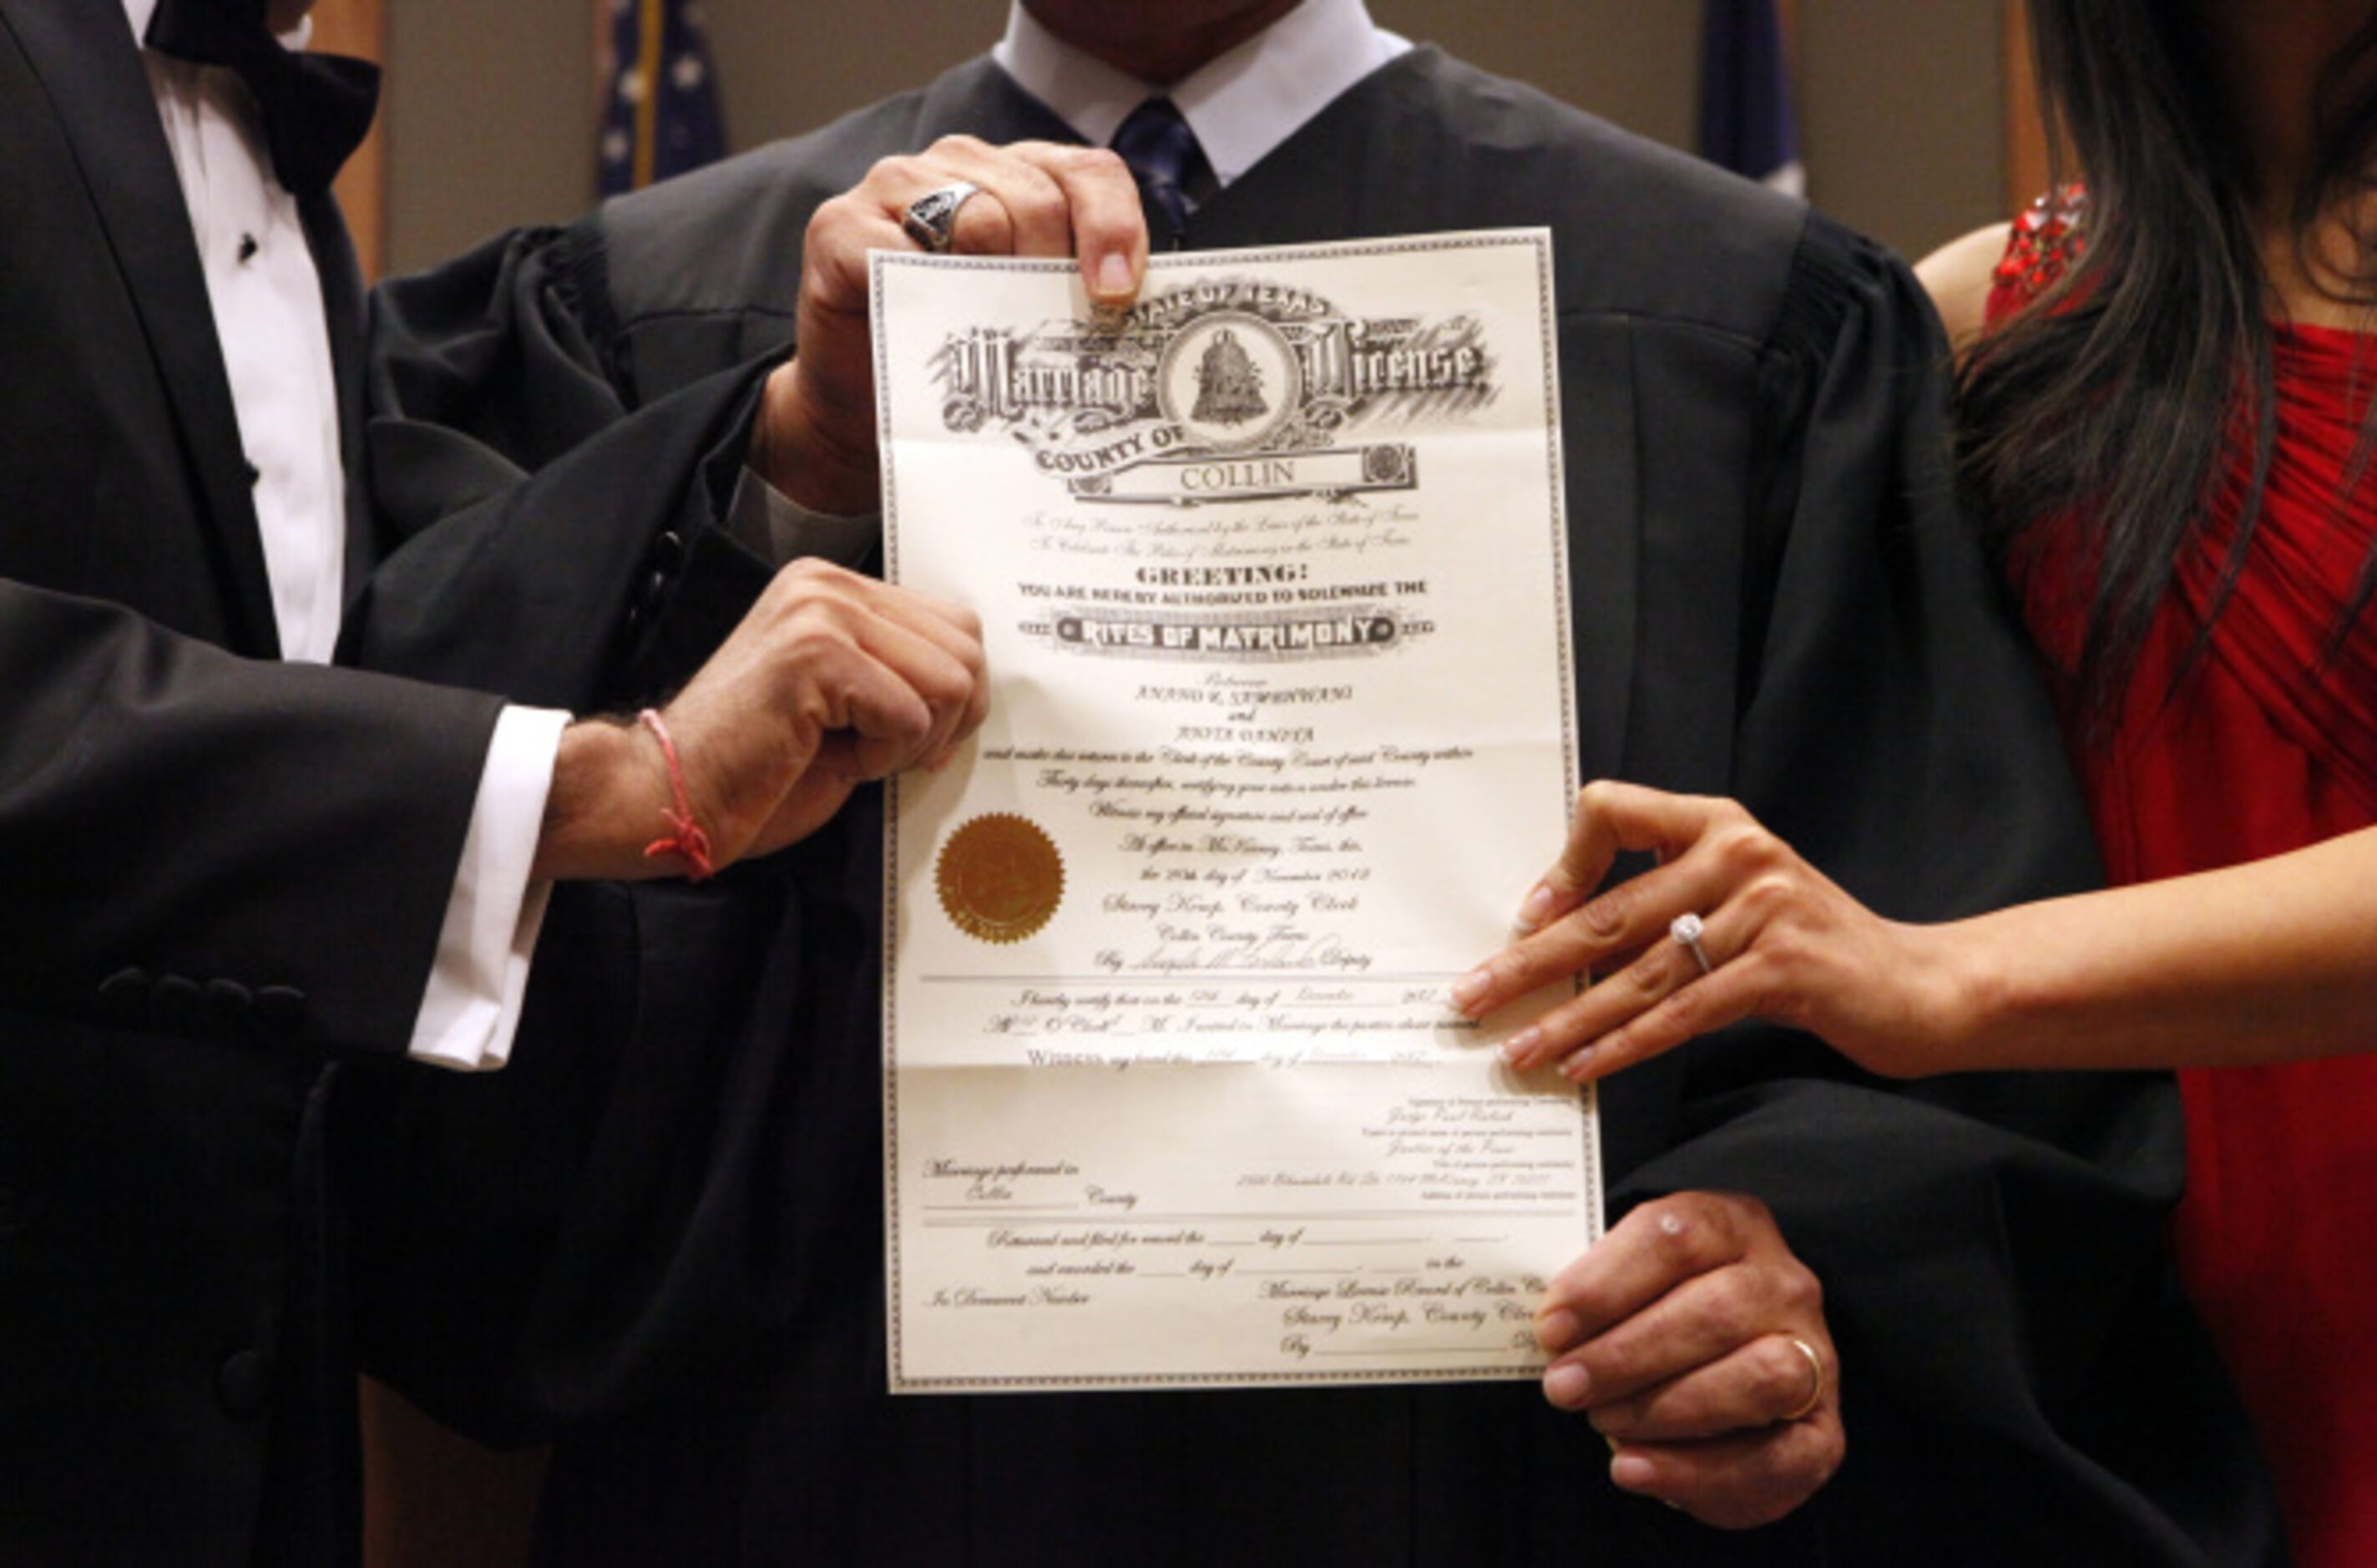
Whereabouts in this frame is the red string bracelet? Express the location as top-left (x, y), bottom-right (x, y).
top-left (636, 708), bottom-right (716, 883)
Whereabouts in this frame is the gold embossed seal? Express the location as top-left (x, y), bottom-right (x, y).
top-left (936, 813), bottom-right (1065, 943)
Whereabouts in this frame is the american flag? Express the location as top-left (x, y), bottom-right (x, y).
top-left (1697, 0), bottom-right (1803, 196)
top-left (598, 0), bottom-right (726, 196)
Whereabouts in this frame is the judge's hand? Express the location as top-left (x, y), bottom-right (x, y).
top-left (1537, 1191), bottom-right (1843, 1528)
top-left (1459, 781), bottom-right (1960, 1084)
top-left (535, 558), bottom-right (985, 880)
top-left (750, 136), bottom-right (1151, 514)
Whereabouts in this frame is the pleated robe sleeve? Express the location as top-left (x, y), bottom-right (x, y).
top-left (331, 220), bottom-right (802, 1438)
top-left (341, 223), bottom-right (779, 714)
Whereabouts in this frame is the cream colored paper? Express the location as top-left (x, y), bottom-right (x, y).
top-left (876, 231), bottom-right (1597, 1391)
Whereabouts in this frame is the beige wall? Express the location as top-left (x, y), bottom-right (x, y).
top-left (382, 1), bottom-right (2007, 276)
top-left (1802, 3), bottom-right (2004, 260)
top-left (382, 0), bottom-right (597, 271)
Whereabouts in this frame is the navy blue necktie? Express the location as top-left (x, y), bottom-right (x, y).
top-left (1111, 98), bottom-right (1215, 242)
top-left (144, 0), bottom-right (381, 197)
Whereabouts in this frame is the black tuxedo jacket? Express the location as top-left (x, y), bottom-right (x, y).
top-left (348, 48), bottom-right (2286, 1568)
top-left (0, 3), bottom-right (775, 1560)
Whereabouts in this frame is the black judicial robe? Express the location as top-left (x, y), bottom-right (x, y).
top-left (347, 47), bottom-right (2286, 1567)
top-left (0, 3), bottom-right (775, 1560)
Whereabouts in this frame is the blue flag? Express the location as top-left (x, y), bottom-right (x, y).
top-left (1697, 0), bottom-right (1803, 195)
top-left (599, 0), bottom-right (726, 196)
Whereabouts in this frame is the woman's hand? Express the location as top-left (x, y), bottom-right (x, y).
top-left (1454, 781), bottom-right (1973, 1082)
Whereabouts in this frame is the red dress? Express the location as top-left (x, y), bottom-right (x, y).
top-left (1993, 204), bottom-right (2377, 1568)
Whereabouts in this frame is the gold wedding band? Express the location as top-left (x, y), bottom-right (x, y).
top-left (1779, 1334), bottom-right (1827, 1422)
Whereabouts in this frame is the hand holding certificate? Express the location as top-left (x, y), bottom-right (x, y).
top-left (875, 230), bottom-right (1599, 1390)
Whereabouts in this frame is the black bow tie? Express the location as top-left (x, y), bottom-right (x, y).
top-left (144, 0), bottom-right (380, 198)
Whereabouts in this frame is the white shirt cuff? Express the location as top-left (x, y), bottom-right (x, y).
top-left (407, 705), bottom-right (569, 1071)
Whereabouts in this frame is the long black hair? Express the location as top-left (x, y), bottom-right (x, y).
top-left (1957, 0), bottom-right (2377, 721)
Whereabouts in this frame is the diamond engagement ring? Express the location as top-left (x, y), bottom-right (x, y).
top-left (1670, 913), bottom-right (1713, 976)
top-left (900, 180), bottom-right (982, 254)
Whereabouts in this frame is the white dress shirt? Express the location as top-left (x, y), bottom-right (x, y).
top-left (121, 0), bottom-right (561, 1070)
top-left (994, 0), bottom-right (1408, 190)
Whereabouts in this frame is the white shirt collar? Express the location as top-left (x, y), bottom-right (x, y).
top-left (994, 0), bottom-right (1407, 189)
top-left (120, 0), bottom-right (313, 56)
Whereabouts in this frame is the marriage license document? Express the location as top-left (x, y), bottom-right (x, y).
top-left (875, 230), bottom-right (1600, 1391)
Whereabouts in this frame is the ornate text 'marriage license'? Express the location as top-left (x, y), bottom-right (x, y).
top-left (876, 230), bottom-right (1599, 1391)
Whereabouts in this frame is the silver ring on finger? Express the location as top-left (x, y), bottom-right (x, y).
top-left (900, 180), bottom-right (982, 253)
top-left (1670, 912), bottom-right (1714, 977)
